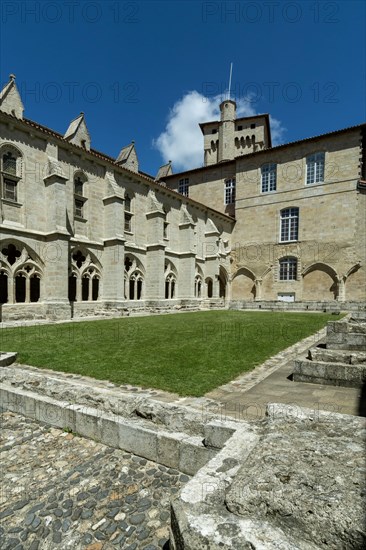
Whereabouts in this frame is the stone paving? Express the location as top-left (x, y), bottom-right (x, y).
top-left (203, 326), bottom-right (363, 420)
top-left (0, 411), bottom-right (190, 550)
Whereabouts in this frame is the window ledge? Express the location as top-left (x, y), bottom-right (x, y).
top-left (124, 230), bottom-right (134, 235)
top-left (1, 199), bottom-right (22, 208)
top-left (279, 240), bottom-right (299, 244)
top-left (305, 181), bottom-right (324, 186)
top-left (75, 215), bottom-right (87, 223)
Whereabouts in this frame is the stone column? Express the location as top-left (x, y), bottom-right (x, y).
top-left (255, 278), bottom-right (262, 301)
top-left (337, 277), bottom-right (346, 302)
top-left (102, 193), bottom-right (125, 304)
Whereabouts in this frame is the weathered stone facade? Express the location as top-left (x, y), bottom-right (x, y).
top-left (0, 75), bottom-right (365, 321)
top-left (164, 103), bottom-right (366, 306)
top-left (0, 76), bottom-right (233, 322)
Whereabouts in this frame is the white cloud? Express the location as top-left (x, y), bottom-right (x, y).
top-left (153, 91), bottom-right (286, 171)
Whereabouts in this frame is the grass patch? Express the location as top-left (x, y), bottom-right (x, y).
top-left (0, 311), bottom-right (339, 396)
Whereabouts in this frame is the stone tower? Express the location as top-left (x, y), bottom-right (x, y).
top-left (218, 99), bottom-right (236, 163)
top-left (200, 100), bottom-right (272, 167)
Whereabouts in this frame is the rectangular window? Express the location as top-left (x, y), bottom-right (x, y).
top-left (75, 199), bottom-right (84, 218)
top-left (306, 152), bottom-right (325, 184)
top-left (225, 178), bottom-right (236, 205)
top-left (163, 222), bottom-right (169, 239)
top-left (3, 178), bottom-right (17, 201)
top-left (279, 258), bottom-right (297, 280)
top-left (178, 178), bottom-right (189, 197)
top-left (261, 163), bottom-right (277, 193)
top-left (124, 213), bottom-right (132, 232)
top-left (280, 207), bottom-right (299, 242)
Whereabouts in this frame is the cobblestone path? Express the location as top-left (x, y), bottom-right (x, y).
top-left (0, 411), bottom-right (190, 549)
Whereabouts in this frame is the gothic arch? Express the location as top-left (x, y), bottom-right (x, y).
top-left (69, 247), bottom-right (102, 302)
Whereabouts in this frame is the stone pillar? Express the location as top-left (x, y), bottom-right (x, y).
top-left (255, 278), bottom-right (262, 301)
top-left (337, 278), bottom-right (346, 302)
top-left (102, 193), bottom-right (125, 303)
top-left (25, 277), bottom-right (30, 303)
top-left (43, 159), bottom-right (71, 319)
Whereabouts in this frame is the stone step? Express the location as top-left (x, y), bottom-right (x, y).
top-left (308, 347), bottom-right (366, 365)
top-left (293, 359), bottom-right (366, 388)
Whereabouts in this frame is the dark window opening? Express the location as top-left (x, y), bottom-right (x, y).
top-left (137, 280), bottom-right (142, 300)
top-left (30, 276), bottom-right (40, 302)
top-left (250, 123), bottom-right (256, 129)
top-left (69, 276), bottom-right (76, 301)
top-left (129, 279), bottom-right (135, 300)
top-left (125, 257), bottom-right (133, 272)
top-left (207, 279), bottom-right (213, 298)
top-left (0, 272), bottom-right (8, 303)
top-left (73, 250), bottom-right (86, 268)
top-left (2, 244), bottom-right (21, 265)
top-left (3, 152), bottom-right (17, 175)
top-left (92, 278), bottom-right (99, 301)
top-left (165, 281), bottom-right (169, 299)
top-left (3, 179), bottom-right (17, 201)
top-left (237, 125), bottom-right (243, 131)
top-left (82, 277), bottom-right (89, 301)
top-left (15, 274), bottom-right (26, 303)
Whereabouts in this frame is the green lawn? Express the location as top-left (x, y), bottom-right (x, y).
top-left (0, 311), bottom-right (339, 396)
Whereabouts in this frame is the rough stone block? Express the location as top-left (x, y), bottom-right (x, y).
top-left (118, 421), bottom-right (158, 462)
top-left (72, 404), bottom-right (102, 440)
top-left (100, 413), bottom-right (120, 449)
top-left (203, 419), bottom-right (238, 449)
top-left (179, 436), bottom-right (215, 476)
top-left (157, 431), bottom-right (181, 469)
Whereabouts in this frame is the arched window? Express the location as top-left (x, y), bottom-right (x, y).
top-left (69, 249), bottom-right (101, 302)
top-left (124, 255), bottom-right (144, 301)
top-left (279, 257), bottom-right (298, 281)
top-left (206, 278), bottom-right (213, 298)
top-left (74, 173), bottom-right (87, 219)
top-left (195, 276), bottom-right (202, 298)
top-left (1, 147), bottom-right (22, 203)
top-left (165, 273), bottom-right (176, 299)
top-left (128, 271), bottom-right (144, 300)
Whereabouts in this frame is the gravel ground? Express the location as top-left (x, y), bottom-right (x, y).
top-left (0, 411), bottom-right (190, 549)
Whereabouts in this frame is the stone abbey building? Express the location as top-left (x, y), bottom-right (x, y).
top-left (0, 75), bottom-right (365, 321)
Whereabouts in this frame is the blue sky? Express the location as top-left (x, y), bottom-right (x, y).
top-left (1, 0), bottom-right (365, 175)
